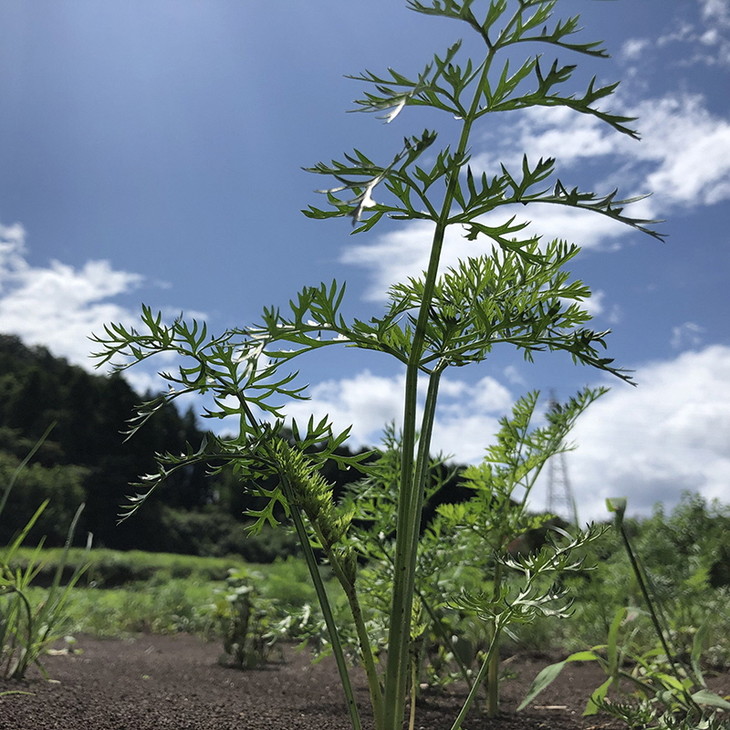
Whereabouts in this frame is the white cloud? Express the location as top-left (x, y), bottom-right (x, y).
top-left (503, 365), bottom-right (526, 387)
top-left (282, 348), bottom-right (730, 527)
top-left (637, 95), bottom-right (730, 206)
top-left (624, 1), bottom-right (730, 67)
top-left (284, 370), bottom-right (407, 444)
top-left (343, 206), bottom-right (635, 302)
top-left (581, 290), bottom-right (605, 318)
top-left (697, 0), bottom-right (730, 64)
top-left (473, 105), bottom-right (620, 173)
top-left (476, 93), bottom-right (730, 209)
top-left (282, 369), bottom-right (513, 462)
top-left (561, 345), bottom-right (730, 522)
top-left (700, 0), bottom-right (730, 25)
top-left (621, 38), bottom-right (650, 62)
top-left (0, 221), bottom-right (143, 371)
top-left (342, 221), bottom-right (489, 301)
top-left (671, 322), bottom-right (706, 350)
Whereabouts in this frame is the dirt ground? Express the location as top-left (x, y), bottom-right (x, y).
top-left (0, 634), bottom-right (726, 730)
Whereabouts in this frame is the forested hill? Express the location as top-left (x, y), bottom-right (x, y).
top-left (0, 334), bottom-right (300, 558)
top-left (0, 335), bottom-right (470, 558)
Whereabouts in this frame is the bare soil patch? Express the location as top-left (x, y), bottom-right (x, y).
top-left (0, 634), bottom-right (726, 729)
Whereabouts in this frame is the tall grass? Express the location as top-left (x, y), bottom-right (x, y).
top-left (0, 425), bottom-right (89, 679)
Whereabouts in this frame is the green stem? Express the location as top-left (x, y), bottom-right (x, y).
top-left (376, 529), bottom-right (472, 687)
top-left (486, 559), bottom-right (503, 717)
top-left (382, 48), bottom-right (497, 730)
top-left (618, 523), bottom-right (698, 711)
top-left (415, 586), bottom-right (472, 685)
top-left (449, 621), bottom-right (503, 730)
top-left (283, 484), bottom-right (363, 730)
top-left (0, 422), bottom-right (56, 517)
top-left (383, 366), bottom-right (445, 728)
top-left (325, 546), bottom-right (384, 728)
top-left (408, 644), bottom-right (418, 730)
top-left (239, 400), bottom-right (362, 730)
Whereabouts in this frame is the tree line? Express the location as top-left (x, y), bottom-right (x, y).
top-left (0, 334), bottom-right (372, 558)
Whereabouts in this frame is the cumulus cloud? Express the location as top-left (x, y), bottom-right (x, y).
top-left (637, 95), bottom-right (730, 206)
top-left (284, 370), bottom-right (407, 444)
top-left (283, 347), bottom-right (730, 523)
top-left (563, 346), bottom-right (730, 522)
top-left (474, 94), bottom-right (730, 209)
top-left (0, 221), bottom-right (143, 371)
top-left (282, 369), bottom-right (513, 462)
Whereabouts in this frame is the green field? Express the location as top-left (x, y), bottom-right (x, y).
top-left (9, 494), bottom-right (730, 671)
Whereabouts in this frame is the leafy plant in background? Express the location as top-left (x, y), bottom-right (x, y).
top-left (213, 567), bottom-right (277, 669)
top-left (339, 388), bottom-right (605, 718)
top-left (92, 1), bottom-right (663, 728)
top-left (438, 389), bottom-right (603, 717)
top-left (520, 498), bottom-right (730, 728)
top-left (0, 425), bottom-right (89, 679)
top-left (543, 494), bottom-right (730, 669)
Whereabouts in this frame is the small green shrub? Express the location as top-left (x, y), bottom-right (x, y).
top-left (51, 578), bottom-right (219, 637)
top-left (213, 568), bottom-right (278, 669)
top-left (257, 556), bottom-right (319, 608)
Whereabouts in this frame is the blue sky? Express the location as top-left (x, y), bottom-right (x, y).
top-left (1, 0), bottom-right (729, 522)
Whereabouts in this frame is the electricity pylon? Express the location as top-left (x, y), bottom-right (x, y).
top-left (545, 394), bottom-right (580, 527)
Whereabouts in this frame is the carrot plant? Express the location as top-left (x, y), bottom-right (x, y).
top-left (92, 2), bottom-right (662, 728)
top-left (338, 388), bottom-right (606, 718)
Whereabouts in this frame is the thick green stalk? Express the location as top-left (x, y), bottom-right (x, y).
top-left (382, 50), bottom-right (497, 730)
top-left (406, 368), bottom-right (444, 589)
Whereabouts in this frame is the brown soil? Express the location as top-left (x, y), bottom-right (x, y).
top-left (0, 635), bottom-right (726, 730)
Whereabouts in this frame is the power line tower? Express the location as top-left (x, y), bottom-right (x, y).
top-left (545, 394), bottom-right (580, 527)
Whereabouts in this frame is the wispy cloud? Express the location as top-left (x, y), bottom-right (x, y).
top-left (671, 321), bottom-right (706, 350)
top-left (622, 0), bottom-right (730, 68)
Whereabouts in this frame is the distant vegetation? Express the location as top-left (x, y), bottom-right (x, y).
top-left (0, 334), bottom-right (472, 560)
top-left (0, 334), bottom-right (370, 558)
